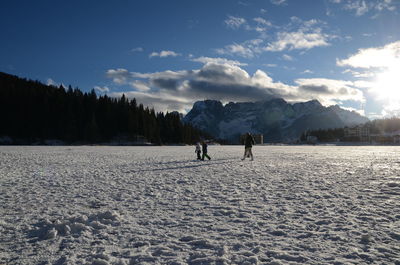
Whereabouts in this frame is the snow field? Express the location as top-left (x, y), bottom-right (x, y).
top-left (0, 145), bottom-right (399, 264)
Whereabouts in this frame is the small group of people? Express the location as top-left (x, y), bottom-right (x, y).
top-left (195, 141), bottom-right (211, 161)
top-left (194, 132), bottom-right (256, 161)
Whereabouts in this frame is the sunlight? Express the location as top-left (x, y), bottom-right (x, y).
top-left (372, 63), bottom-right (400, 100)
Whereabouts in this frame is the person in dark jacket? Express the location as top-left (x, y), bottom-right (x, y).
top-left (201, 141), bottom-right (211, 160)
top-left (241, 132), bottom-right (255, 161)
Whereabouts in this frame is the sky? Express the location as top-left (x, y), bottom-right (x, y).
top-left (1, 0), bottom-right (400, 118)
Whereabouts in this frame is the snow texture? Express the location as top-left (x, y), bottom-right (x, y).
top-left (1, 146), bottom-right (400, 265)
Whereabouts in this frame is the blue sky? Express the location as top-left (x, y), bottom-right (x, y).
top-left (1, 0), bottom-right (400, 118)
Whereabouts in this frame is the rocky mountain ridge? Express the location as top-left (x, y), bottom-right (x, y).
top-left (183, 98), bottom-right (369, 143)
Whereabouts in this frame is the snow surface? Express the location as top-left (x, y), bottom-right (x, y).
top-left (1, 145), bottom-right (400, 265)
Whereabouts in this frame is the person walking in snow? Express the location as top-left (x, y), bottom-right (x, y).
top-left (195, 142), bottom-right (202, 160)
top-left (201, 141), bottom-right (211, 160)
top-left (242, 132), bottom-right (255, 161)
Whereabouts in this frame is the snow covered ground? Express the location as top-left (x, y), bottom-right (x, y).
top-left (1, 145), bottom-right (399, 265)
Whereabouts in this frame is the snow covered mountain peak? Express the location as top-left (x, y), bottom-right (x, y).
top-left (192, 99), bottom-right (223, 110)
top-left (183, 98), bottom-right (369, 143)
top-left (305, 99), bottom-right (322, 106)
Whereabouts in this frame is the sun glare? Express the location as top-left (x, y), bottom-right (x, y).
top-left (373, 64), bottom-right (400, 101)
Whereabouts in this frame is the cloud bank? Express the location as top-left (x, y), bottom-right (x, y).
top-left (105, 59), bottom-right (364, 113)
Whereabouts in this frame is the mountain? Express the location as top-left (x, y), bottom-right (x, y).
top-left (183, 98), bottom-right (369, 143)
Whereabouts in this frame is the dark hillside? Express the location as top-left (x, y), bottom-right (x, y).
top-left (0, 72), bottom-right (208, 145)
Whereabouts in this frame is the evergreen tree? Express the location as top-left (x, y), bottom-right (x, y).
top-left (0, 72), bottom-right (208, 145)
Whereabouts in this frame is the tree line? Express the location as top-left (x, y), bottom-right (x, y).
top-left (301, 117), bottom-right (400, 142)
top-left (0, 72), bottom-right (209, 145)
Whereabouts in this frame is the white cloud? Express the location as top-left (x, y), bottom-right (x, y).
top-left (301, 69), bottom-right (314, 74)
top-left (340, 106), bottom-right (365, 116)
top-left (270, 0), bottom-right (287, 6)
top-left (131, 47), bottom-right (144, 53)
top-left (282, 54), bottom-right (294, 61)
top-left (264, 18), bottom-right (332, 52)
top-left (341, 36), bottom-right (352, 42)
top-left (253, 17), bottom-right (272, 26)
top-left (342, 69), bottom-right (375, 78)
top-left (94, 86), bottom-right (110, 93)
top-left (301, 18), bottom-right (319, 28)
top-left (331, 0), bottom-right (396, 16)
top-left (149, 50), bottom-right (181, 58)
top-left (106, 68), bottom-right (131, 84)
top-left (380, 103), bottom-right (400, 117)
top-left (352, 80), bottom-right (375, 88)
top-left (344, 0), bottom-right (369, 16)
top-left (238, 1), bottom-right (249, 6)
top-left (362, 33), bottom-right (374, 37)
top-left (105, 62), bottom-right (364, 112)
top-left (224, 15), bottom-right (274, 36)
top-left (219, 15), bottom-right (333, 56)
top-left (216, 43), bottom-right (254, 58)
top-left (191, 56), bottom-right (247, 66)
top-left (375, 0), bottom-right (396, 11)
top-left (266, 30), bottom-right (330, 51)
top-left (295, 78), bottom-right (365, 105)
top-left (337, 41), bottom-right (400, 69)
top-left (131, 81), bottom-right (151, 92)
top-left (47, 78), bottom-right (57, 86)
top-left (224, 16), bottom-right (246, 29)
top-left (46, 78), bottom-right (68, 89)
top-left (216, 39), bottom-right (263, 58)
top-left (133, 69), bottom-right (190, 79)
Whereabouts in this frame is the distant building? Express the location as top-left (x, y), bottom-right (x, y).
top-left (240, 134), bottom-right (263, 145)
top-left (344, 125), bottom-right (370, 142)
top-left (344, 125), bottom-right (400, 144)
top-left (370, 130), bottom-right (400, 144)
